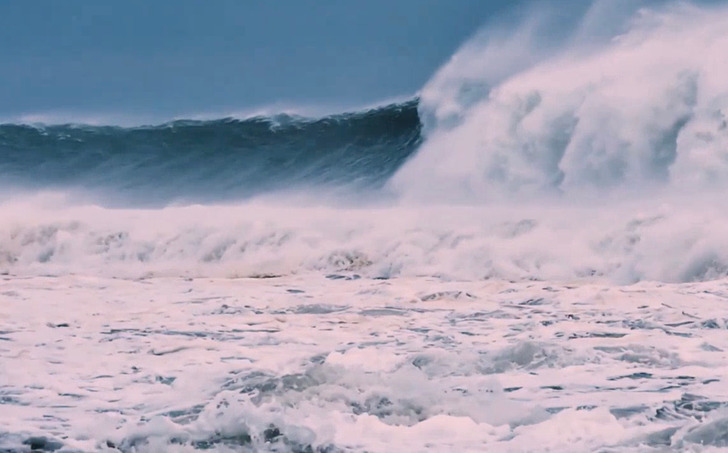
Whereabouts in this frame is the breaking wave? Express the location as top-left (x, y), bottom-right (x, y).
top-left (5, 1), bottom-right (728, 284)
top-left (393, 1), bottom-right (728, 201)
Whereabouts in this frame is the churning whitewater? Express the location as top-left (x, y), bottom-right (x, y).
top-left (4, 1), bottom-right (728, 452)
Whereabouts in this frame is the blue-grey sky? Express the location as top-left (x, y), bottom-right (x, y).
top-left (0, 0), bottom-right (532, 119)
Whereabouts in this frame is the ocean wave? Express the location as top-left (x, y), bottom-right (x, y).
top-left (6, 1), bottom-right (728, 285)
top-left (0, 100), bottom-right (421, 205)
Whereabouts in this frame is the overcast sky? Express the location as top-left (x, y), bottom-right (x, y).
top-left (0, 0), bottom-right (531, 120)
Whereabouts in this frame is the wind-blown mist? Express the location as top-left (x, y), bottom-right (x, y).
top-left (393, 1), bottom-right (728, 199)
top-left (3, 1), bottom-right (728, 284)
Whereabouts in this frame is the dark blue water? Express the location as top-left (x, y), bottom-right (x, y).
top-left (0, 100), bottom-right (421, 205)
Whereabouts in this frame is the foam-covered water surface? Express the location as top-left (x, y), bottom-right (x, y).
top-left (2, 275), bottom-right (728, 451)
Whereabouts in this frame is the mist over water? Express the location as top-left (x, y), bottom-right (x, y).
top-left (394, 0), bottom-right (728, 200)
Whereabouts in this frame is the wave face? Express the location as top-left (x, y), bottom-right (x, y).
top-left (0, 100), bottom-right (421, 204)
top-left (392, 1), bottom-right (728, 201)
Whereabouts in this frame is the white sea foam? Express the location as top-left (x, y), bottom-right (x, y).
top-left (394, 0), bottom-right (728, 201)
top-left (3, 275), bottom-right (728, 451)
top-left (3, 193), bottom-right (728, 283)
